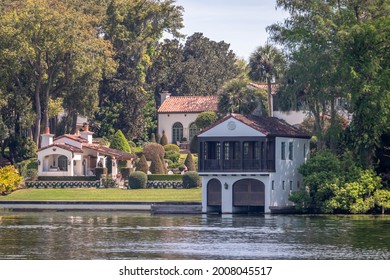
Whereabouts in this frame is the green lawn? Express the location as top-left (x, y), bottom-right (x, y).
top-left (0, 188), bottom-right (201, 202)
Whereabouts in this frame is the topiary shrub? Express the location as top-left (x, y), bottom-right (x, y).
top-left (110, 130), bottom-right (131, 153)
top-left (164, 144), bottom-right (180, 153)
top-left (143, 143), bottom-right (165, 161)
top-left (136, 154), bottom-right (149, 173)
top-left (95, 167), bottom-right (107, 179)
top-left (182, 171), bottom-right (200, 188)
top-left (150, 153), bottom-right (165, 174)
top-left (160, 131), bottom-right (168, 146)
top-left (184, 152), bottom-right (196, 171)
top-left (150, 133), bottom-right (156, 143)
top-left (128, 171), bottom-right (148, 189)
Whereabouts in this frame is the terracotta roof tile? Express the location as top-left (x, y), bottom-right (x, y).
top-left (199, 113), bottom-right (311, 139)
top-left (54, 134), bottom-right (88, 143)
top-left (158, 96), bottom-right (218, 113)
top-left (38, 143), bottom-right (84, 153)
top-left (83, 144), bottom-right (136, 160)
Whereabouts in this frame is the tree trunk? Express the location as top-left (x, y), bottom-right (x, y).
top-left (33, 76), bottom-right (42, 147)
top-left (267, 78), bottom-right (273, 117)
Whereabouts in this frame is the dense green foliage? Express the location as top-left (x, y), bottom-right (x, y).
top-left (164, 144), bottom-right (180, 153)
top-left (269, 0), bottom-right (390, 165)
top-left (182, 171), bottom-right (200, 188)
top-left (0, 165), bottom-right (22, 195)
top-left (290, 150), bottom-right (387, 213)
top-left (128, 171), bottom-right (148, 189)
top-left (194, 111), bottom-right (219, 130)
top-left (147, 33), bottom-right (240, 99)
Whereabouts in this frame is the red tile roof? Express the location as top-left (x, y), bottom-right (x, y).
top-left (54, 134), bottom-right (88, 143)
top-left (83, 144), bottom-right (136, 160)
top-left (37, 143), bottom-right (84, 153)
top-left (199, 113), bottom-right (311, 139)
top-left (158, 96), bottom-right (218, 113)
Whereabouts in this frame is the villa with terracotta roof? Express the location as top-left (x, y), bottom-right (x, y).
top-left (157, 91), bottom-right (218, 145)
top-left (37, 124), bottom-right (136, 178)
top-left (197, 113), bottom-right (311, 214)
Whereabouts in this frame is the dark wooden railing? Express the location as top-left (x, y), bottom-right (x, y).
top-left (201, 159), bottom-right (275, 172)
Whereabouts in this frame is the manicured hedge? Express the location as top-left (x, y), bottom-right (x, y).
top-left (147, 174), bottom-right (183, 181)
top-left (38, 176), bottom-right (97, 181)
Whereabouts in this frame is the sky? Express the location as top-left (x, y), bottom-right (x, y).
top-left (172, 0), bottom-right (289, 61)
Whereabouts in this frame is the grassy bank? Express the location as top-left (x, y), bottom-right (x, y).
top-left (0, 188), bottom-right (201, 202)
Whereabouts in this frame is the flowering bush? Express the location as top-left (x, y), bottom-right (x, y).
top-left (0, 165), bottom-right (22, 195)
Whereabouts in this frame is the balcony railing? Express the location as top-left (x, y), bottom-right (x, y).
top-left (201, 159), bottom-right (274, 172)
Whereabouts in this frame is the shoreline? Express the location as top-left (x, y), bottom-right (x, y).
top-left (0, 201), bottom-right (202, 213)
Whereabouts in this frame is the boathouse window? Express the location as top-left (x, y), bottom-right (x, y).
top-left (303, 143), bottom-right (307, 159)
top-left (289, 142), bottom-right (293, 160)
top-left (297, 181), bottom-right (300, 189)
top-left (282, 181), bottom-right (285, 190)
top-left (281, 142), bottom-right (286, 160)
top-left (271, 180), bottom-right (274, 190)
top-left (290, 180), bottom-right (293, 190)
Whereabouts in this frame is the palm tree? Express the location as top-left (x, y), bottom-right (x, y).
top-left (248, 43), bottom-right (285, 116)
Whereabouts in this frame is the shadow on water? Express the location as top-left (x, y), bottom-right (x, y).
top-left (1, 211), bottom-right (390, 260)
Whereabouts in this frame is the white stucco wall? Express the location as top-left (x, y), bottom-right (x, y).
top-left (273, 110), bottom-right (308, 126)
top-left (38, 147), bottom-right (74, 176)
top-left (270, 137), bottom-right (310, 208)
top-left (201, 175), bottom-right (271, 213)
top-left (158, 113), bottom-right (199, 144)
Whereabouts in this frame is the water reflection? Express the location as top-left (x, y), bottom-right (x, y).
top-left (1, 211), bottom-right (390, 260)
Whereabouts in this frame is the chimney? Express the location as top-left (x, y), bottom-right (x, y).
top-left (160, 91), bottom-right (171, 105)
top-left (41, 127), bottom-right (54, 148)
top-left (80, 123), bottom-right (93, 144)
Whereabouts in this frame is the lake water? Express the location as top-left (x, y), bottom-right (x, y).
top-left (1, 211), bottom-right (390, 260)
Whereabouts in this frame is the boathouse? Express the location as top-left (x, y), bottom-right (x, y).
top-left (197, 113), bottom-right (311, 213)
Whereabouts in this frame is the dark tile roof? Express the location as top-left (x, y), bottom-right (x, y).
top-left (83, 144), bottom-right (136, 160)
top-left (199, 113), bottom-right (311, 139)
top-left (37, 143), bottom-right (84, 153)
top-left (158, 96), bottom-right (218, 113)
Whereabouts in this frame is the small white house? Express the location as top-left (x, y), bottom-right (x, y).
top-left (157, 91), bottom-right (218, 146)
top-left (37, 124), bottom-right (136, 178)
top-left (197, 113), bottom-right (311, 214)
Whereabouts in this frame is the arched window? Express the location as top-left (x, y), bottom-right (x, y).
top-left (172, 122), bottom-right (183, 143)
top-left (58, 155), bottom-right (68, 171)
top-left (189, 122), bottom-right (199, 141)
